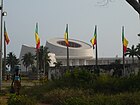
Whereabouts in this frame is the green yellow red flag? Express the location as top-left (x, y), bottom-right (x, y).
top-left (122, 26), bottom-right (128, 53)
top-left (35, 23), bottom-right (40, 49)
top-left (90, 25), bottom-right (97, 49)
top-left (4, 21), bottom-right (10, 45)
top-left (64, 24), bottom-right (69, 47)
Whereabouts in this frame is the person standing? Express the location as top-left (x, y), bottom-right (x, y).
top-left (11, 65), bottom-right (21, 95)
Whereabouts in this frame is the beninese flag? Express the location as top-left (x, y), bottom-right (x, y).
top-left (64, 24), bottom-right (69, 47)
top-left (35, 23), bottom-right (40, 49)
top-left (4, 21), bottom-right (10, 45)
top-left (122, 26), bottom-right (128, 53)
top-left (90, 25), bottom-right (97, 49)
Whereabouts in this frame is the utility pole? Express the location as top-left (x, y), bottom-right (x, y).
top-left (0, 0), bottom-right (3, 91)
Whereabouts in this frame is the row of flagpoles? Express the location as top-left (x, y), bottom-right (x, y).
top-left (63, 24), bottom-right (129, 74)
top-left (4, 23), bottom-right (129, 75)
top-left (35, 23), bottom-right (129, 74)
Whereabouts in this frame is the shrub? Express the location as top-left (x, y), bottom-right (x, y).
top-left (38, 88), bottom-right (140, 105)
top-left (63, 97), bottom-right (89, 105)
top-left (20, 68), bottom-right (140, 104)
top-left (58, 68), bottom-right (97, 89)
top-left (7, 94), bottom-right (36, 105)
top-left (41, 88), bottom-right (88, 105)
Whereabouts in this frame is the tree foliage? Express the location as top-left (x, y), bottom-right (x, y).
top-left (21, 52), bottom-right (35, 72)
top-left (6, 52), bottom-right (19, 73)
top-left (38, 46), bottom-right (51, 74)
top-left (126, 0), bottom-right (140, 14)
top-left (102, 0), bottom-right (140, 15)
top-left (136, 43), bottom-right (140, 60)
top-left (125, 45), bottom-right (138, 64)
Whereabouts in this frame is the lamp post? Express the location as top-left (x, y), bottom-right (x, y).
top-left (0, 0), bottom-right (3, 91)
top-left (0, 0), bottom-right (6, 91)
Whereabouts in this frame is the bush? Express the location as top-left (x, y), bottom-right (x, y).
top-left (7, 94), bottom-right (36, 105)
top-left (90, 92), bottom-right (140, 105)
top-left (20, 68), bottom-right (140, 104)
top-left (37, 88), bottom-right (140, 105)
top-left (41, 88), bottom-right (89, 105)
top-left (63, 97), bottom-right (89, 105)
top-left (55, 69), bottom-right (97, 89)
top-left (22, 69), bottom-right (140, 96)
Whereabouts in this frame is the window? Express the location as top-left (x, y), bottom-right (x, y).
top-left (57, 41), bottom-right (81, 48)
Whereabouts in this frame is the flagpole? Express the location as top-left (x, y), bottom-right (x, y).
top-left (67, 46), bottom-right (69, 70)
top-left (95, 26), bottom-right (98, 67)
top-left (122, 26), bottom-right (125, 76)
top-left (123, 46), bottom-right (125, 76)
top-left (66, 24), bottom-right (69, 70)
top-left (36, 49), bottom-right (39, 79)
top-left (4, 21), bottom-right (6, 80)
top-left (0, 0), bottom-right (3, 91)
top-left (95, 25), bottom-right (99, 75)
top-left (35, 22), bottom-right (40, 79)
top-left (92, 25), bottom-right (99, 75)
top-left (95, 36), bottom-right (98, 69)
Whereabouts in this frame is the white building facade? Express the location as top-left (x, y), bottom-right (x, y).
top-left (19, 44), bottom-right (56, 71)
top-left (19, 38), bottom-right (139, 72)
top-left (45, 38), bottom-right (94, 66)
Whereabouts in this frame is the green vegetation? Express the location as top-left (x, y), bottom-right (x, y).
top-left (21, 52), bottom-right (35, 72)
top-left (6, 52), bottom-right (19, 73)
top-left (4, 36), bottom-right (140, 105)
top-left (38, 45), bottom-right (51, 74)
top-left (7, 94), bottom-right (36, 105)
top-left (18, 68), bottom-right (140, 105)
top-left (125, 45), bottom-right (138, 64)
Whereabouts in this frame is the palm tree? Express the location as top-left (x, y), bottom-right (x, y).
top-left (136, 43), bottom-right (140, 60)
top-left (125, 45), bottom-right (138, 64)
top-left (2, 58), bottom-right (8, 79)
top-left (38, 46), bottom-right (51, 74)
top-left (6, 52), bottom-right (19, 73)
top-left (44, 46), bottom-right (51, 68)
top-left (38, 46), bottom-right (44, 72)
top-left (21, 52), bottom-right (35, 72)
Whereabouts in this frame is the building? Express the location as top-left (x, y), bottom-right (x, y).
top-left (19, 44), bottom-right (56, 71)
top-left (19, 38), bottom-right (139, 72)
top-left (45, 38), bottom-right (94, 66)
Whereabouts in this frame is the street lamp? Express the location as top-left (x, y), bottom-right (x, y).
top-left (2, 11), bottom-right (7, 16)
top-left (0, 0), bottom-right (3, 91)
top-left (0, 0), bottom-right (6, 91)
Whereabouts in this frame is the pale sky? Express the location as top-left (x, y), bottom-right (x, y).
top-left (3, 0), bottom-right (140, 58)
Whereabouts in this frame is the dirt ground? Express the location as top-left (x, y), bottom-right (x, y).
top-left (0, 80), bottom-right (49, 105)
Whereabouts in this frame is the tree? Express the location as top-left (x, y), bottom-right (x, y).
top-left (38, 46), bottom-right (51, 74)
top-left (126, 0), bottom-right (140, 14)
top-left (110, 59), bottom-right (122, 77)
top-left (6, 52), bottom-right (19, 73)
top-left (2, 58), bottom-right (8, 79)
top-left (136, 43), bottom-right (140, 60)
top-left (21, 52), bottom-right (35, 72)
top-left (125, 45), bottom-right (138, 64)
top-left (103, 0), bottom-right (140, 15)
top-left (38, 46), bottom-right (44, 72)
top-left (43, 46), bottom-right (51, 72)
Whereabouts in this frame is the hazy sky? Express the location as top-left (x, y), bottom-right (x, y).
top-left (3, 0), bottom-right (140, 58)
